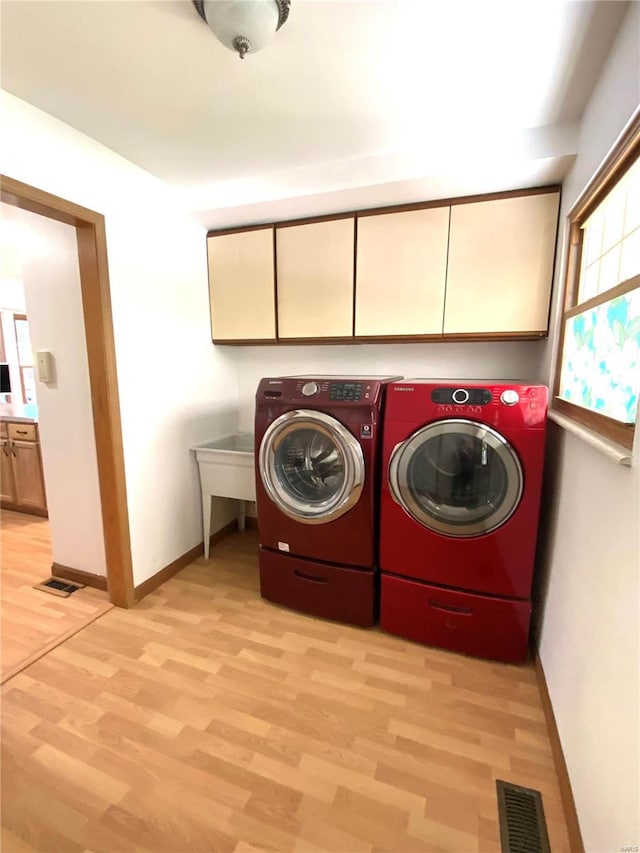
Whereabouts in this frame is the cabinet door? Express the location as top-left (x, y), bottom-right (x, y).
top-left (1, 440), bottom-right (16, 503)
top-left (355, 207), bottom-right (450, 336)
top-left (276, 218), bottom-right (354, 338)
top-left (207, 228), bottom-right (276, 341)
top-left (12, 440), bottom-right (47, 512)
top-left (444, 191), bottom-right (560, 334)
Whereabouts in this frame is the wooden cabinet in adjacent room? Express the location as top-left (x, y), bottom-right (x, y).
top-left (444, 190), bottom-right (560, 335)
top-left (355, 206), bottom-right (450, 337)
top-left (276, 218), bottom-right (355, 339)
top-left (0, 426), bottom-right (15, 504)
top-left (207, 226), bottom-right (277, 342)
top-left (1, 421), bottom-right (48, 516)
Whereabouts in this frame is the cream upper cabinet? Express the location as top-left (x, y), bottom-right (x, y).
top-left (204, 187), bottom-right (560, 344)
top-left (207, 227), bottom-right (276, 341)
top-left (444, 191), bottom-right (560, 334)
top-left (276, 218), bottom-right (354, 339)
top-left (355, 207), bottom-right (450, 336)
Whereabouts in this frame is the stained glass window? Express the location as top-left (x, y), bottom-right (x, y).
top-left (554, 121), bottom-right (640, 449)
top-left (559, 288), bottom-right (640, 423)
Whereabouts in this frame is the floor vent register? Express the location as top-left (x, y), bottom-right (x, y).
top-left (496, 779), bottom-right (551, 853)
top-left (33, 578), bottom-right (84, 598)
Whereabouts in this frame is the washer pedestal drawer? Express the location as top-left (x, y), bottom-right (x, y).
top-left (380, 574), bottom-right (531, 663)
top-left (259, 547), bottom-right (376, 627)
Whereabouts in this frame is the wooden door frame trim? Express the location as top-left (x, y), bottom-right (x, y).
top-left (1, 174), bottom-right (134, 608)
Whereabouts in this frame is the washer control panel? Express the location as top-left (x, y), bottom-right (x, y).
top-left (329, 381), bottom-right (363, 401)
top-left (257, 376), bottom-right (401, 406)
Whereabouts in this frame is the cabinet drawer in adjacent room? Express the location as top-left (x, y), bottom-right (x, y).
top-left (380, 574), bottom-right (531, 662)
top-left (8, 423), bottom-right (37, 442)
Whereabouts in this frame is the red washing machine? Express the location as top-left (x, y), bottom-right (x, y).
top-left (255, 376), bottom-right (399, 627)
top-left (379, 381), bottom-right (548, 662)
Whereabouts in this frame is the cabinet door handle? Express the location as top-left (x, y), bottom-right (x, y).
top-left (1, 443), bottom-right (8, 456)
top-left (10, 442), bottom-right (16, 456)
top-left (15, 429), bottom-right (28, 435)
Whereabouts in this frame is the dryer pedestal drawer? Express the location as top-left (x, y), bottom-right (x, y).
top-left (380, 574), bottom-right (531, 662)
top-left (259, 548), bottom-right (376, 627)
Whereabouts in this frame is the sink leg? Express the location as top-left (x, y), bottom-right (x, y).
top-left (238, 500), bottom-right (246, 532)
top-left (202, 493), bottom-right (212, 559)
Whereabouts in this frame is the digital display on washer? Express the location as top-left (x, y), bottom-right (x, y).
top-left (431, 387), bottom-right (492, 405)
top-left (330, 382), bottom-right (363, 401)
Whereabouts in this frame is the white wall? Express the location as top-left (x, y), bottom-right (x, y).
top-left (9, 206), bottom-right (107, 576)
top-left (0, 91), bottom-right (239, 585)
top-left (234, 322), bottom-right (545, 434)
top-left (538, 4), bottom-right (640, 850)
top-left (0, 278), bottom-right (27, 313)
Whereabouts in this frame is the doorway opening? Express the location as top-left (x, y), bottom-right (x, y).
top-left (1, 174), bottom-right (134, 608)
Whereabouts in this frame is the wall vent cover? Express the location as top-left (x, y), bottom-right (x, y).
top-left (496, 779), bottom-right (551, 853)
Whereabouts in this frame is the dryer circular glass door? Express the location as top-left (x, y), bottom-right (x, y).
top-left (388, 418), bottom-right (523, 537)
top-left (259, 410), bottom-right (365, 525)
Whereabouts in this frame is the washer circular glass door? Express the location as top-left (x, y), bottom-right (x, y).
top-left (259, 410), bottom-right (365, 524)
top-left (388, 419), bottom-right (523, 537)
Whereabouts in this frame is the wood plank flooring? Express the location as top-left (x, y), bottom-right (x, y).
top-left (1, 509), bottom-right (113, 683)
top-left (1, 530), bottom-right (570, 851)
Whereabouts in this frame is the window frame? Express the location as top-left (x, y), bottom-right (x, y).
top-left (13, 313), bottom-right (32, 365)
top-left (19, 365), bottom-right (36, 404)
top-left (12, 313), bottom-right (31, 405)
top-left (552, 110), bottom-right (640, 451)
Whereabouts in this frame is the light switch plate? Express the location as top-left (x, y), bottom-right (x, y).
top-left (35, 351), bottom-right (55, 383)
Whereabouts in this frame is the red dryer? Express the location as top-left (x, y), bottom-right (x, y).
top-left (255, 376), bottom-right (399, 627)
top-left (379, 381), bottom-right (548, 662)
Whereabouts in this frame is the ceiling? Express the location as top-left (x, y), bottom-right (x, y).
top-left (0, 0), bottom-right (630, 228)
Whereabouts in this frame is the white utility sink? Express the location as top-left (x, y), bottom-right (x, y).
top-left (191, 433), bottom-right (256, 559)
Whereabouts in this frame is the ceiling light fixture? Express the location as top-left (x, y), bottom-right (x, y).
top-left (193, 0), bottom-right (291, 60)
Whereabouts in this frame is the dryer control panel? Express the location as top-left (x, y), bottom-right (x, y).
top-left (386, 381), bottom-right (548, 429)
top-left (431, 387), bottom-right (492, 405)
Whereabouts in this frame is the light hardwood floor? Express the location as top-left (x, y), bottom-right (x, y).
top-left (1, 509), bottom-right (113, 683)
top-left (1, 530), bottom-right (570, 852)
